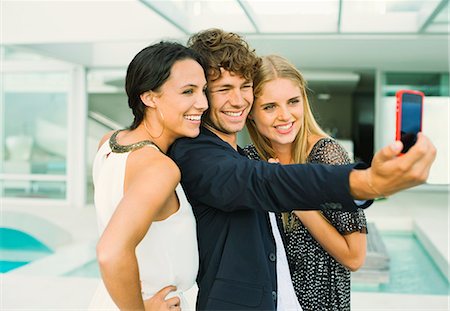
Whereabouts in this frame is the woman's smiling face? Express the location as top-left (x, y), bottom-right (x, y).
top-left (250, 78), bottom-right (304, 149)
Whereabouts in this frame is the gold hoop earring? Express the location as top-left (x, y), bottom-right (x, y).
top-left (143, 107), bottom-right (165, 139)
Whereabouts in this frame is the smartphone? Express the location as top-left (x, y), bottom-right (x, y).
top-left (396, 90), bottom-right (424, 154)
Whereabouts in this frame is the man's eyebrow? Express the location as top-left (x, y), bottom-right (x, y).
top-left (211, 84), bottom-right (233, 89)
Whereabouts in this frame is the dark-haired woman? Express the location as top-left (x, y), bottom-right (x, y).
top-left (90, 42), bottom-right (208, 311)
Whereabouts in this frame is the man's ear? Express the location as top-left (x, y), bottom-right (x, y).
top-left (140, 91), bottom-right (158, 108)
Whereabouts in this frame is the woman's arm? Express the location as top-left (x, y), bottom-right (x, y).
top-left (296, 138), bottom-right (367, 271)
top-left (96, 149), bottom-right (181, 310)
top-left (293, 210), bottom-right (366, 271)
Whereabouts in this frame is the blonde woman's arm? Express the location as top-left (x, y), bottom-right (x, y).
top-left (96, 148), bottom-right (181, 311)
top-left (294, 137), bottom-right (367, 271)
top-left (293, 210), bottom-right (366, 271)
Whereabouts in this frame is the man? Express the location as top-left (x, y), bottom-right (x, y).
top-left (169, 29), bottom-right (435, 310)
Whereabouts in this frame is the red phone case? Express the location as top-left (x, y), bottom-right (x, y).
top-left (395, 90), bottom-right (424, 154)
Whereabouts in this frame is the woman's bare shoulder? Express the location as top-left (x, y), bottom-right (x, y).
top-left (306, 134), bottom-right (328, 154)
top-left (97, 130), bottom-right (116, 150)
top-left (127, 146), bottom-right (181, 182)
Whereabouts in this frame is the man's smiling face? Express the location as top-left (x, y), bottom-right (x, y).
top-left (206, 69), bottom-right (254, 142)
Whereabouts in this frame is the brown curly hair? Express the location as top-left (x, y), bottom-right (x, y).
top-left (187, 28), bottom-right (261, 81)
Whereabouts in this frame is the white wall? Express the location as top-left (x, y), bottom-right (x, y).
top-left (378, 96), bottom-right (450, 185)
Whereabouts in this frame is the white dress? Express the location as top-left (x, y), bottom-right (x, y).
top-left (89, 133), bottom-right (199, 310)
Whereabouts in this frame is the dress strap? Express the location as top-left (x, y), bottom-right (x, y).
top-left (109, 130), bottom-right (163, 153)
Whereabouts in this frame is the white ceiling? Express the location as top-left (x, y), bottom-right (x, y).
top-left (2, 0), bottom-right (449, 72)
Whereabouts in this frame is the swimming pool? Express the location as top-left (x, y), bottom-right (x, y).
top-left (2, 227), bottom-right (449, 296)
top-left (352, 231), bottom-right (450, 295)
top-left (0, 227), bottom-right (53, 273)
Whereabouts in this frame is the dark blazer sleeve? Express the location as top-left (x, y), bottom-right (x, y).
top-left (169, 133), bottom-right (372, 213)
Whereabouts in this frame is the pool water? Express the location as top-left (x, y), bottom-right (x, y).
top-left (63, 231), bottom-right (450, 295)
top-left (0, 228), bottom-right (53, 273)
top-left (2, 227), bottom-right (449, 296)
top-left (0, 260), bottom-right (30, 272)
top-left (352, 231), bottom-right (450, 295)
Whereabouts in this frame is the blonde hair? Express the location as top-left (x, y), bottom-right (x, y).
top-left (246, 55), bottom-right (328, 230)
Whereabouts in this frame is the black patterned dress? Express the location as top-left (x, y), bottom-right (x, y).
top-left (243, 138), bottom-right (367, 311)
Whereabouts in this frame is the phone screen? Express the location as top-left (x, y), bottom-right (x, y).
top-left (400, 93), bottom-right (422, 153)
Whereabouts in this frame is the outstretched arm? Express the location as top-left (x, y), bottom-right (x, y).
top-left (170, 133), bottom-right (366, 213)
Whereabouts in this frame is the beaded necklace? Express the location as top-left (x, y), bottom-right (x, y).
top-left (109, 130), bottom-right (163, 153)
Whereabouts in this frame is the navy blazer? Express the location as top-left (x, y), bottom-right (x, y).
top-left (169, 127), bottom-right (371, 310)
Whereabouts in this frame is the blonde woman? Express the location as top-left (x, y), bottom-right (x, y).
top-left (244, 55), bottom-right (367, 311)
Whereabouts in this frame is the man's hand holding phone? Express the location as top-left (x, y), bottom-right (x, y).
top-left (350, 133), bottom-right (436, 200)
top-left (368, 133), bottom-right (436, 197)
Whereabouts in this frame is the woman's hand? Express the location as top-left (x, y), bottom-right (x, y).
top-left (144, 286), bottom-right (180, 311)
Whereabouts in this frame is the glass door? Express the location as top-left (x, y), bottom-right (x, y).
top-left (1, 49), bottom-right (87, 207)
top-left (1, 72), bottom-right (69, 199)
